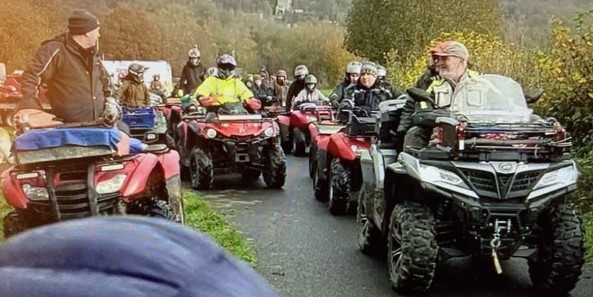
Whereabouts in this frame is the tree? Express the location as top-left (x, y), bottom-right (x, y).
top-left (346, 0), bottom-right (503, 64)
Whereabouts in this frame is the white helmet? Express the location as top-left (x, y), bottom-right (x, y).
top-left (188, 46), bottom-right (200, 59)
top-left (346, 61), bottom-right (362, 75)
top-left (294, 65), bottom-right (309, 77)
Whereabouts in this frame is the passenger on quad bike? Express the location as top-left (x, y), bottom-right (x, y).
top-left (357, 74), bottom-right (583, 295)
top-left (314, 62), bottom-right (399, 215)
top-left (399, 40), bottom-right (479, 150)
top-left (292, 74), bottom-right (330, 109)
top-left (119, 63), bottom-right (151, 107)
top-left (16, 9), bottom-right (109, 124)
top-left (285, 64), bottom-right (309, 111)
top-left (329, 60), bottom-right (362, 107)
top-left (177, 46), bottom-right (206, 96)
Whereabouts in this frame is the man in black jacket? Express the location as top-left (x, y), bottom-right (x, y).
top-left (17, 9), bottom-right (109, 123)
top-left (285, 64), bottom-right (308, 112)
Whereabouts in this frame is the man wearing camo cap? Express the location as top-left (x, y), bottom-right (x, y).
top-left (398, 41), bottom-right (480, 149)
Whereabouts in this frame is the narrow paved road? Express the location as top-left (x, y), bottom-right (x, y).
top-left (196, 156), bottom-right (592, 297)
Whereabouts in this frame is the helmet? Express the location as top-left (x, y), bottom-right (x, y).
top-left (188, 47), bottom-right (201, 59)
top-left (276, 69), bottom-right (287, 78)
top-left (153, 74), bottom-right (160, 79)
top-left (346, 61), bottom-right (362, 75)
top-left (304, 74), bottom-right (317, 84)
top-left (377, 65), bottom-right (387, 77)
top-left (294, 65), bottom-right (309, 77)
top-left (128, 63), bottom-right (146, 82)
top-left (216, 54), bottom-right (237, 79)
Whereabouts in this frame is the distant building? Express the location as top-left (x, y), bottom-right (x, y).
top-left (274, 0), bottom-right (293, 19)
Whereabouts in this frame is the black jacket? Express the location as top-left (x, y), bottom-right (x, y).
top-left (18, 33), bottom-right (108, 122)
top-left (329, 80), bottom-right (353, 104)
top-left (344, 82), bottom-right (396, 110)
top-left (285, 79), bottom-right (305, 111)
top-left (179, 63), bottom-right (205, 94)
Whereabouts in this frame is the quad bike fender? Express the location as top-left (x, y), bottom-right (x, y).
top-left (121, 153), bottom-right (159, 197)
top-left (309, 123), bottom-right (320, 140)
top-left (157, 150), bottom-right (180, 180)
top-left (276, 114), bottom-right (290, 127)
top-left (291, 111), bottom-right (315, 129)
top-left (316, 135), bottom-right (332, 151)
top-left (327, 133), bottom-right (371, 161)
top-left (1, 167), bottom-right (28, 209)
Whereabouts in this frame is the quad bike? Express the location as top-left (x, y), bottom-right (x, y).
top-left (276, 102), bottom-right (333, 156)
top-left (176, 101), bottom-right (286, 190)
top-left (121, 106), bottom-right (175, 148)
top-left (357, 75), bottom-right (583, 295)
top-left (1, 110), bottom-right (184, 238)
top-left (314, 99), bottom-right (405, 215)
top-left (308, 106), bottom-right (341, 180)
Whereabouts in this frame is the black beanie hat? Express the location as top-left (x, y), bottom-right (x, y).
top-left (68, 9), bottom-right (100, 35)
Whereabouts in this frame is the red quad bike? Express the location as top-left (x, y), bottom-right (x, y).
top-left (307, 107), bottom-right (341, 179)
top-left (1, 112), bottom-right (184, 238)
top-left (357, 75), bottom-right (584, 295)
top-left (314, 98), bottom-right (406, 215)
top-left (177, 102), bottom-right (286, 190)
top-left (276, 103), bottom-right (333, 156)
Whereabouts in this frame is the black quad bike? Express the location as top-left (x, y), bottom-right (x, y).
top-left (357, 75), bottom-right (584, 295)
top-left (176, 102), bottom-right (286, 190)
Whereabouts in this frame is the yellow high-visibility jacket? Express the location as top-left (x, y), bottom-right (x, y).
top-left (192, 76), bottom-right (254, 105)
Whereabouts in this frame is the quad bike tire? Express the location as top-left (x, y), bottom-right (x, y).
top-left (329, 158), bottom-right (350, 216)
top-left (388, 202), bottom-right (438, 294)
top-left (3, 211), bottom-right (27, 238)
top-left (357, 189), bottom-right (383, 256)
top-left (293, 127), bottom-right (307, 157)
top-left (308, 143), bottom-right (317, 179)
top-left (528, 202), bottom-right (585, 295)
top-left (313, 163), bottom-right (328, 202)
top-left (242, 169), bottom-right (262, 181)
top-left (263, 145), bottom-right (286, 189)
top-left (134, 199), bottom-right (175, 220)
top-left (190, 148), bottom-right (213, 190)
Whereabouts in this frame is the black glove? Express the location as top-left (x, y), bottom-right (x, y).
top-left (331, 100), bottom-right (339, 108)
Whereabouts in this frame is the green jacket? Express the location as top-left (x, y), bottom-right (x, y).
top-left (119, 80), bottom-right (150, 107)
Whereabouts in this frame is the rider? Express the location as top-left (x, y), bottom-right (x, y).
top-left (177, 46), bottom-right (205, 95)
top-left (272, 69), bottom-right (289, 106)
top-left (292, 74), bottom-right (330, 109)
top-left (342, 62), bottom-right (394, 111)
top-left (398, 40), bottom-right (480, 149)
top-left (285, 64), bottom-right (309, 111)
top-left (149, 74), bottom-right (163, 92)
top-left (252, 74), bottom-right (274, 104)
top-left (190, 54), bottom-right (259, 112)
top-left (329, 61), bottom-right (362, 107)
top-left (119, 63), bottom-right (151, 107)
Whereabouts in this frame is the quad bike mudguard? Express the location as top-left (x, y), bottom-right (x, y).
top-left (121, 150), bottom-right (180, 198)
top-left (327, 132), bottom-right (371, 161)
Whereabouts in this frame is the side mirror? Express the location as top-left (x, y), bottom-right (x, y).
top-left (525, 88), bottom-right (544, 104)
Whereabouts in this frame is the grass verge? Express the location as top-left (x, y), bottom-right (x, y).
top-left (0, 191), bottom-right (256, 264)
top-left (584, 212), bottom-right (593, 263)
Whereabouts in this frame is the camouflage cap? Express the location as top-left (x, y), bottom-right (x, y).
top-left (430, 41), bottom-right (469, 61)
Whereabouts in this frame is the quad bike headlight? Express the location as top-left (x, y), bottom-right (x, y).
top-left (145, 133), bottom-right (157, 141)
top-left (418, 164), bottom-right (478, 199)
top-left (96, 174), bottom-right (127, 194)
top-left (532, 163), bottom-right (578, 191)
top-left (22, 183), bottom-right (49, 201)
top-left (206, 128), bottom-right (217, 138)
top-left (263, 127), bottom-right (274, 137)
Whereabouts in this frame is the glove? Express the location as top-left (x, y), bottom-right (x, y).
top-left (199, 97), bottom-right (217, 107)
top-left (13, 109), bottom-right (62, 133)
top-left (245, 98), bottom-right (261, 111)
top-left (330, 100), bottom-right (339, 108)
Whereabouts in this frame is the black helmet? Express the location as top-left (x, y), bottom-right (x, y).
top-left (216, 54), bottom-right (237, 79)
top-left (127, 63), bottom-right (146, 83)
